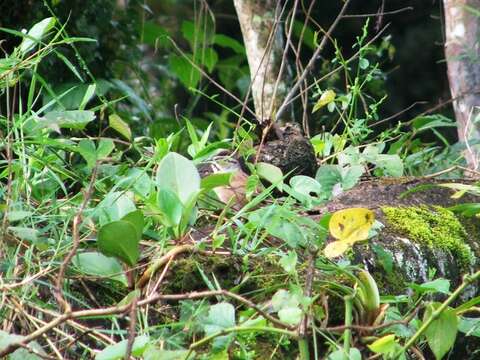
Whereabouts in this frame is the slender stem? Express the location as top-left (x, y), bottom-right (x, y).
top-left (395, 270), bottom-right (480, 358)
top-left (343, 294), bottom-right (354, 359)
top-left (298, 338), bottom-right (310, 360)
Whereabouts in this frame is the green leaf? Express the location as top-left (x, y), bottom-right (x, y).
top-left (371, 244), bottom-right (393, 274)
top-left (141, 21), bottom-right (169, 47)
top-left (95, 191), bottom-right (137, 225)
top-left (7, 210), bottom-right (32, 222)
top-left (272, 289), bottom-right (299, 311)
top-left (359, 58), bottom-right (369, 70)
top-left (109, 114), bottom-right (131, 140)
top-left (169, 54), bottom-right (200, 88)
top-left (266, 218), bottom-right (304, 248)
top-left (315, 165), bottom-right (343, 198)
top-left (424, 303), bottom-right (458, 360)
top-left (375, 154), bottom-right (404, 177)
top-left (8, 226), bottom-right (38, 243)
top-left (368, 334), bottom-right (397, 354)
top-left (458, 317), bottom-right (480, 337)
top-left (204, 303), bottom-right (236, 351)
top-left (79, 84), bottom-right (96, 110)
top-left (290, 175), bottom-right (322, 196)
top-left (341, 165), bottom-right (364, 190)
top-left (144, 347), bottom-right (193, 360)
top-left (200, 172), bottom-right (233, 191)
top-left (121, 210), bottom-right (144, 240)
top-left (279, 251), bottom-right (297, 274)
top-left (327, 348), bottom-right (362, 360)
top-left (72, 252), bottom-right (127, 286)
top-left (97, 221), bottom-right (140, 266)
top-left (256, 162), bottom-right (283, 191)
top-left (96, 139), bottom-right (115, 160)
top-left (19, 17), bottom-right (56, 55)
top-left (409, 278), bottom-right (450, 295)
top-left (278, 307), bottom-right (302, 325)
top-left (156, 152), bottom-right (200, 206)
top-left (39, 110), bottom-right (95, 131)
top-left (78, 139), bottom-right (97, 168)
top-left (157, 189), bottom-right (183, 227)
top-left (0, 330), bottom-right (46, 360)
top-left (95, 335), bottom-right (149, 360)
top-left (213, 34), bottom-right (245, 54)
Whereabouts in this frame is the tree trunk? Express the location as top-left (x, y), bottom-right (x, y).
top-left (444, 0), bottom-right (480, 170)
top-left (233, 0), bottom-right (288, 123)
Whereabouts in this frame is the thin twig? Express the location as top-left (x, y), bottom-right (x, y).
top-left (0, 289), bottom-right (294, 357)
top-left (342, 6), bottom-right (413, 18)
top-left (54, 164), bottom-right (98, 313)
top-left (276, 0), bottom-right (351, 120)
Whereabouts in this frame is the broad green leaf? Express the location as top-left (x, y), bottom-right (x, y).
top-left (327, 348), bottom-right (362, 360)
top-left (409, 278), bottom-right (450, 295)
top-left (279, 251), bottom-right (297, 274)
top-left (313, 89), bottom-right (336, 113)
top-left (368, 334), bottom-right (398, 355)
top-left (424, 303), bottom-right (458, 360)
top-left (341, 165), bottom-right (364, 190)
top-left (144, 347), bottom-right (193, 360)
top-left (109, 114), bottom-right (131, 140)
top-left (78, 139), bottom-right (97, 168)
top-left (141, 21), bottom-right (169, 46)
top-left (95, 191), bottom-right (136, 225)
top-left (7, 210), bottom-right (32, 222)
top-left (266, 218), bottom-right (304, 248)
top-left (256, 162), bottom-right (283, 191)
top-left (213, 34), bottom-right (245, 54)
top-left (271, 289), bottom-right (300, 311)
top-left (116, 168), bottom-right (153, 198)
top-left (278, 307), bottom-right (302, 325)
top-left (121, 210), bottom-right (144, 239)
top-left (72, 252), bottom-right (127, 286)
top-left (157, 189), bottom-right (183, 227)
top-left (169, 54), bottom-right (200, 88)
top-left (95, 335), bottom-right (149, 360)
top-left (200, 172), bottom-right (233, 190)
top-left (204, 303), bottom-right (236, 351)
top-left (458, 317), bottom-right (480, 337)
top-left (39, 110), bottom-right (95, 131)
top-left (97, 221), bottom-right (140, 266)
top-left (96, 139), bottom-right (115, 160)
top-left (375, 154), bottom-right (404, 177)
top-left (156, 152), bottom-right (200, 206)
top-left (315, 165), bottom-right (343, 198)
top-left (0, 330), bottom-right (46, 360)
top-left (290, 175), bottom-right (322, 196)
top-left (19, 17), bottom-right (56, 55)
top-left (8, 226), bottom-right (38, 243)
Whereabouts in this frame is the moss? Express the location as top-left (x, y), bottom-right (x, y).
top-left (382, 205), bottom-right (474, 269)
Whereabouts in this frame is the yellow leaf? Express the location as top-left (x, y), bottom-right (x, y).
top-left (312, 90), bottom-right (336, 113)
top-left (324, 240), bottom-right (349, 258)
top-left (329, 208), bottom-right (375, 243)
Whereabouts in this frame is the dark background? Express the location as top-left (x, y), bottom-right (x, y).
top-left (0, 0), bottom-right (452, 135)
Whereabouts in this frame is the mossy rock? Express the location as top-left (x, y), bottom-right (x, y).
top-left (321, 178), bottom-right (480, 296)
